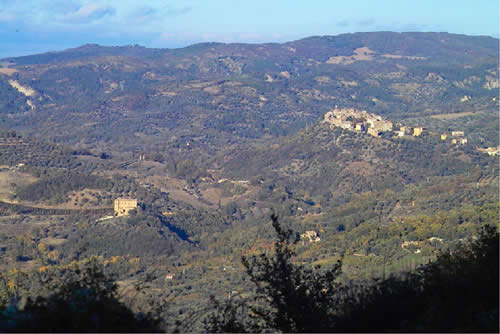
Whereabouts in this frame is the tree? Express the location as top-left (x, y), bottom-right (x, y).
top-left (417, 224), bottom-right (499, 331)
top-left (0, 258), bottom-right (163, 332)
top-left (207, 214), bottom-right (343, 332)
top-left (335, 225), bottom-right (499, 332)
top-left (100, 152), bottom-right (111, 159)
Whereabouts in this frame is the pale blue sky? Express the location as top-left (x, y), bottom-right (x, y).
top-left (0, 0), bottom-right (498, 58)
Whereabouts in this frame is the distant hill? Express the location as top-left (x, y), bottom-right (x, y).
top-left (5, 32), bottom-right (499, 65)
top-left (0, 32), bottom-right (498, 161)
top-left (0, 33), bottom-right (498, 322)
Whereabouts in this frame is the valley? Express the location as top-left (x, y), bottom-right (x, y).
top-left (0, 32), bottom-right (498, 330)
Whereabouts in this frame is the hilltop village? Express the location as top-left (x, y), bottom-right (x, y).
top-left (323, 106), bottom-right (428, 137)
top-left (323, 106), bottom-right (394, 137)
top-left (322, 107), bottom-right (477, 148)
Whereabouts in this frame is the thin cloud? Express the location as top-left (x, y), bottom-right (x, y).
top-left (337, 20), bottom-right (350, 27)
top-left (128, 6), bottom-right (159, 24)
top-left (161, 4), bottom-right (192, 18)
top-left (357, 18), bottom-right (375, 26)
top-left (63, 3), bottom-right (116, 24)
top-left (127, 5), bottom-right (191, 25)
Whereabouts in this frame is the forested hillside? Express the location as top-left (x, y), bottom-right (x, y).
top-left (0, 32), bottom-right (498, 331)
top-left (1, 32), bottom-right (498, 159)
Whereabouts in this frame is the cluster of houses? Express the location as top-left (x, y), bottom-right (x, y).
top-left (322, 108), bottom-right (479, 148)
top-left (300, 230), bottom-right (321, 243)
top-left (393, 125), bottom-right (426, 138)
top-left (323, 107), bottom-right (393, 137)
top-left (323, 107), bottom-right (427, 138)
top-left (477, 146), bottom-right (500, 156)
top-left (440, 131), bottom-right (468, 145)
top-left (0, 162), bottom-right (25, 170)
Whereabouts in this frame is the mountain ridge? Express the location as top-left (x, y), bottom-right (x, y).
top-left (0, 32), bottom-right (498, 324)
top-left (2, 31), bottom-right (498, 65)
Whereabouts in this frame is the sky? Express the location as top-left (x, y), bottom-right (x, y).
top-left (0, 0), bottom-right (499, 58)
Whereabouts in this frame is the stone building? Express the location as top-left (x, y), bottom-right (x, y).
top-left (372, 120), bottom-right (393, 132)
top-left (478, 146), bottom-right (500, 156)
top-left (323, 107), bottom-right (393, 135)
top-left (340, 122), bottom-right (352, 130)
top-left (413, 127), bottom-right (426, 137)
top-left (355, 123), bottom-right (365, 132)
top-left (400, 126), bottom-right (412, 134)
top-left (452, 138), bottom-right (468, 145)
top-left (301, 230), bottom-right (321, 243)
top-left (367, 127), bottom-right (380, 137)
top-left (114, 198), bottom-right (137, 216)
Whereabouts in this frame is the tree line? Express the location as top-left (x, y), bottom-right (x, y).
top-left (1, 214), bottom-right (497, 332)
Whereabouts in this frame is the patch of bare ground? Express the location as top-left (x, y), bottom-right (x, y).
top-left (146, 175), bottom-right (213, 208)
top-left (199, 187), bottom-right (224, 205)
top-left (203, 86), bottom-right (221, 94)
top-left (12, 188), bottom-right (112, 211)
top-left (340, 79), bottom-right (358, 87)
top-left (280, 71), bottom-right (290, 79)
top-left (156, 90), bottom-right (177, 97)
top-left (8, 80), bottom-right (36, 96)
top-left (314, 76), bottom-right (330, 83)
top-left (430, 111), bottom-right (475, 120)
top-left (0, 68), bottom-right (18, 76)
top-left (186, 81), bottom-right (216, 89)
top-left (199, 182), bottom-right (258, 206)
top-left (41, 237), bottom-right (68, 246)
top-left (381, 54), bottom-right (426, 60)
top-left (171, 188), bottom-right (212, 208)
top-left (0, 170), bottom-right (37, 202)
top-left (326, 47), bottom-right (376, 65)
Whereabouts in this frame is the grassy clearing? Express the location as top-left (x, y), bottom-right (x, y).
top-left (0, 170), bottom-right (37, 202)
top-left (430, 111), bottom-right (475, 120)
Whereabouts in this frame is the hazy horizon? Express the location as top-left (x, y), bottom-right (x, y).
top-left (2, 30), bottom-right (499, 61)
top-left (1, 0), bottom-right (498, 58)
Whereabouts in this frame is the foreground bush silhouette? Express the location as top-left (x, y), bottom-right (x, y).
top-left (207, 217), bottom-right (499, 333)
top-left (206, 214), bottom-right (344, 332)
top-left (336, 224), bottom-right (499, 332)
top-left (0, 259), bottom-right (162, 332)
top-left (1, 218), bottom-right (497, 332)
